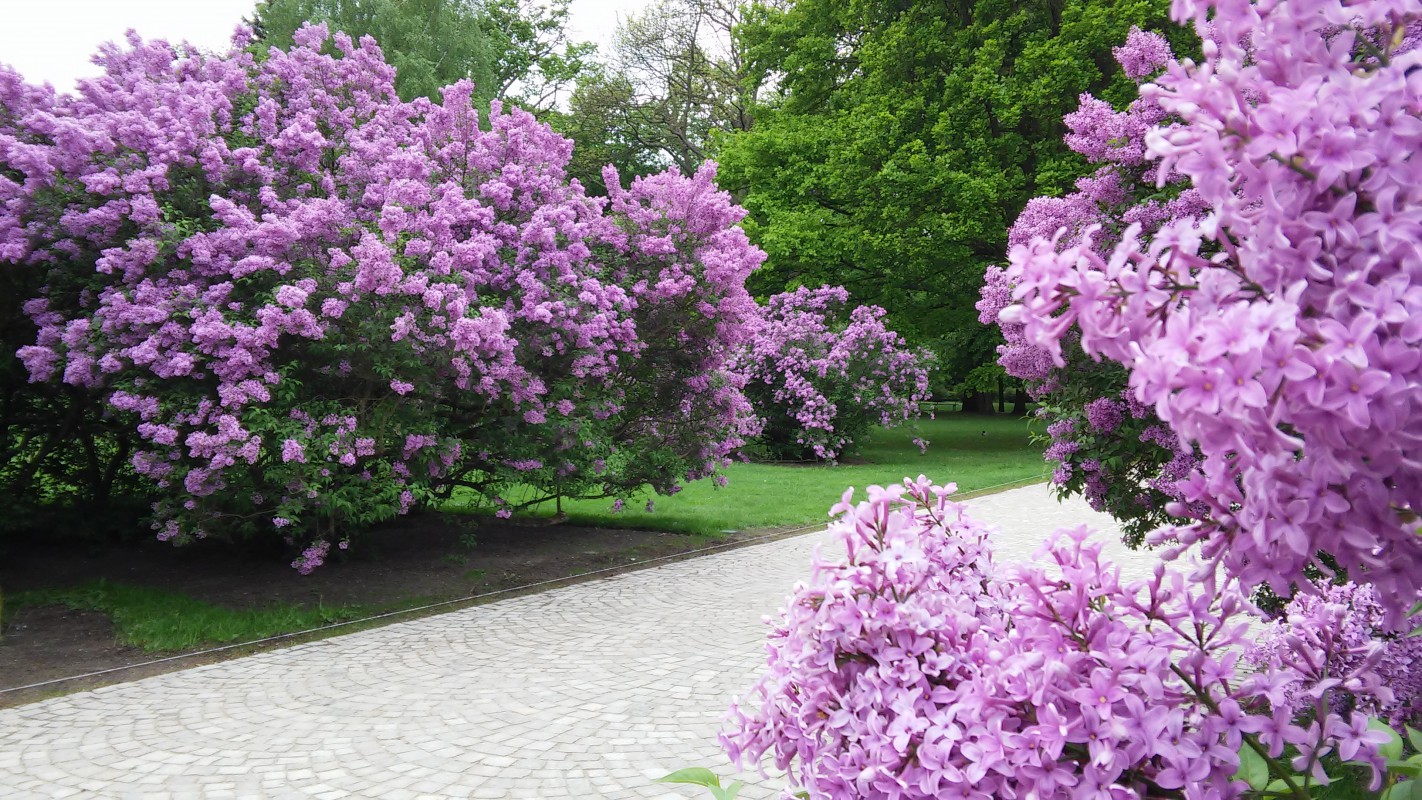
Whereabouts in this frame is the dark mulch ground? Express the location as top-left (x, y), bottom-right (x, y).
top-left (0, 513), bottom-right (791, 709)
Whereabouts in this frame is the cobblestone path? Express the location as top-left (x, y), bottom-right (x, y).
top-left (0, 483), bottom-right (1156, 799)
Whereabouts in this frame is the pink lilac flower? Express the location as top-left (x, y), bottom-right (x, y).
top-left (733, 286), bottom-right (932, 461)
top-left (0, 21), bottom-right (762, 568)
top-left (1000, 0), bottom-right (1422, 623)
top-left (725, 477), bottom-right (1396, 799)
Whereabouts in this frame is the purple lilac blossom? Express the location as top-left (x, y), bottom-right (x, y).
top-left (735, 286), bottom-right (932, 461)
top-left (724, 477), bottom-right (1394, 799)
top-left (1002, 0), bottom-right (1422, 623)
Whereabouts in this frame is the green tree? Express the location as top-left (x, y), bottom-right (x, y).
top-left (476, 0), bottom-right (596, 109)
top-left (542, 66), bottom-right (666, 196)
top-left (545, 0), bottom-right (758, 193)
top-left (252, 0), bottom-right (592, 109)
top-left (717, 0), bottom-right (1188, 407)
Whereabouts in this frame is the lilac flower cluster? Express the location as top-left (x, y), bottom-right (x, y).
top-left (724, 477), bottom-right (1396, 799)
top-left (0, 24), bottom-right (763, 565)
top-left (1251, 581), bottom-right (1422, 728)
top-left (733, 286), bottom-right (932, 461)
top-left (1002, 0), bottom-right (1422, 622)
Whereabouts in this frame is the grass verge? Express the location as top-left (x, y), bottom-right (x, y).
top-left (467, 414), bottom-right (1046, 534)
top-left (5, 580), bottom-right (383, 652)
top-left (3, 414), bottom-right (1043, 661)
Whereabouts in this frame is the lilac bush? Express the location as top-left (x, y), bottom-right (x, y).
top-left (976, 28), bottom-right (1205, 547)
top-left (723, 3), bottom-right (1422, 796)
top-left (723, 478), bottom-right (1396, 799)
top-left (734, 286), bottom-right (931, 461)
top-left (0, 24), bottom-right (763, 562)
top-left (999, 0), bottom-right (1422, 621)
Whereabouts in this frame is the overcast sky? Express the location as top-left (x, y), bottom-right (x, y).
top-left (0, 0), bottom-right (648, 92)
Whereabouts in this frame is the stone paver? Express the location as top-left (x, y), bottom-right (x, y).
top-left (0, 483), bottom-right (1150, 798)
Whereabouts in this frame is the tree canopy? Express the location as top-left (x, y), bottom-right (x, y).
top-left (252, 0), bottom-right (594, 109)
top-left (716, 0), bottom-right (1189, 390)
top-left (545, 0), bottom-right (756, 194)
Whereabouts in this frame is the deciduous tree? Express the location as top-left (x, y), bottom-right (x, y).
top-left (717, 0), bottom-right (1186, 398)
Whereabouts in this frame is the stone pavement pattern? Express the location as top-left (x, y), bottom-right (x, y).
top-left (0, 484), bottom-right (1159, 799)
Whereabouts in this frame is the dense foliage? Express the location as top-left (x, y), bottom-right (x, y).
top-left (0, 25), bottom-right (763, 561)
top-left (717, 0), bottom-right (1187, 392)
top-left (734, 286), bottom-right (930, 461)
top-left (252, 0), bottom-right (594, 109)
top-left (252, 0), bottom-right (497, 104)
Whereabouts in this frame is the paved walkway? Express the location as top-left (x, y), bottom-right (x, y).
top-left (0, 484), bottom-right (1158, 799)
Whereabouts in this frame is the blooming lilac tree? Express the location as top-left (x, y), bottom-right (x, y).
top-left (733, 286), bottom-right (931, 462)
top-left (976, 27), bottom-right (1206, 547)
top-left (0, 25), bottom-right (762, 562)
top-left (1000, 0), bottom-right (1422, 622)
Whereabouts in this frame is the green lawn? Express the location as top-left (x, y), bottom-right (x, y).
top-left (473, 414), bottom-right (1046, 535)
top-left (7, 580), bottom-right (379, 652)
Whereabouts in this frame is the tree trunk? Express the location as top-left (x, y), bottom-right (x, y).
top-left (1012, 386), bottom-right (1029, 416)
top-left (961, 391), bottom-right (996, 415)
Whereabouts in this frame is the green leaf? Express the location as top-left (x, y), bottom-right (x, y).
top-left (1408, 726), bottom-right (1422, 753)
top-left (1375, 718), bottom-right (1406, 762)
top-left (658, 767), bottom-right (722, 788)
top-left (1384, 780), bottom-right (1422, 800)
top-left (712, 780), bottom-right (743, 800)
top-left (1389, 759), bottom-right (1422, 777)
top-left (1235, 744), bottom-right (1271, 791)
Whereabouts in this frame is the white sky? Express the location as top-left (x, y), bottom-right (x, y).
top-left (0, 0), bottom-right (649, 92)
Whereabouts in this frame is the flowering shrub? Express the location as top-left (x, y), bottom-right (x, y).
top-left (0, 24), bottom-right (762, 564)
top-left (723, 477), bottom-right (1400, 800)
top-left (999, 0), bottom-right (1422, 621)
top-left (722, 3), bottom-right (1422, 795)
top-left (734, 286), bottom-right (931, 461)
top-left (977, 27), bottom-right (1205, 547)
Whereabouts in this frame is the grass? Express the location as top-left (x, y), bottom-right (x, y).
top-left (5, 580), bottom-right (379, 652)
top-left (471, 413), bottom-right (1046, 535)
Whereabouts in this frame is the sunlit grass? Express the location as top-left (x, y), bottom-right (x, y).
top-left (454, 414), bottom-right (1046, 535)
